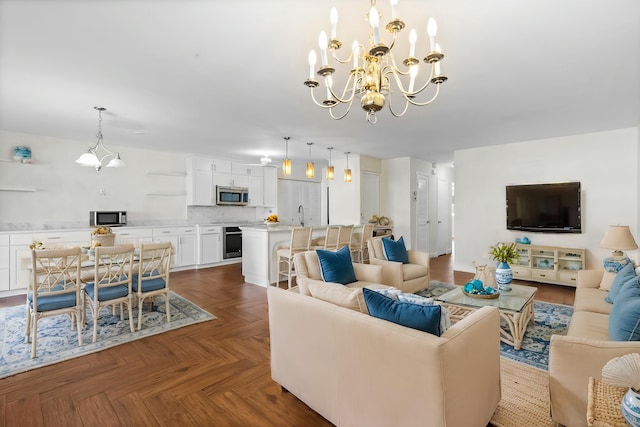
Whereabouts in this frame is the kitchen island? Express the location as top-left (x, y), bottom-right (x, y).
top-left (240, 224), bottom-right (330, 287)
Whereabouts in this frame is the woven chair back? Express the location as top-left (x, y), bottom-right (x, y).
top-left (290, 227), bottom-right (312, 253)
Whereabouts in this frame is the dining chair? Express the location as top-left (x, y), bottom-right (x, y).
top-left (26, 247), bottom-right (84, 358)
top-left (132, 241), bottom-right (172, 330)
top-left (351, 223), bottom-right (374, 263)
top-left (83, 244), bottom-right (135, 343)
top-left (276, 227), bottom-right (312, 289)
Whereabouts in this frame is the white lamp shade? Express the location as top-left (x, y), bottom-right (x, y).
top-left (76, 151), bottom-right (100, 167)
top-left (106, 154), bottom-right (126, 168)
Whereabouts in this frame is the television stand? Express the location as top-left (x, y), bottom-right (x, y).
top-left (511, 244), bottom-right (585, 287)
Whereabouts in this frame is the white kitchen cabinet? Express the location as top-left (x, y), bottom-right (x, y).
top-left (178, 227), bottom-right (198, 266)
top-left (249, 175), bottom-right (264, 206)
top-left (190, 169), bottom-right (214, 205)
top-left (198, 226), bottom-right (222, 265)
top-left (152, 227), bottom-right (179, 267)
top-left (186, 156), bottom-right (233, 206)
top-left (0, 235), bottom-right (9, 292)
top-left (9, 230), bottom-right (91, 292)
top-left (263, 166), bottom-right (277, 207)
top-left (114, 228), bottom-right (153, 247)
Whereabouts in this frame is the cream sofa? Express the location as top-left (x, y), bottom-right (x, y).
top-left (367, 236), bottom-right (430, 294)
top-left (268, 285), bottom-right (501, 427)
top-left (549, 270), bottom-right (640, 427)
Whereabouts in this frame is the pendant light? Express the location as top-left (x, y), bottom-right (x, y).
top-left (326, 147), bottom-right (334, 180)
top-left (306, 142), bottom-right (315, 178)
top-left (76, 106), bottom-right (126, 172)
top-left (344, 151), bottom-right (352, 182)
top-left (282, 136), bottom-right (292, 175)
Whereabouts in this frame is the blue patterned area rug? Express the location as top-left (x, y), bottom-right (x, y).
top-left (418, 281), bottom-right (572, 371)
top-left (0, 292), bottom-right (215, 379)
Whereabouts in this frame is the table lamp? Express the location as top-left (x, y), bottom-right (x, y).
top-left (600, 225), bottom-right (638, 260)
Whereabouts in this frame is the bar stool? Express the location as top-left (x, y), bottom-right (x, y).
top-left (336, 225), bottom-right (354, 252)
top-left (351, 223), bottom-right (374, 263)
top-left (276, 227), bottom-right (312, 289)
top-left (312, 226), bottom-right (340, 250)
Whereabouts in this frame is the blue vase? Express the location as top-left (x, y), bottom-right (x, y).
top-left (622, 388), bottom-right (640, 427)
top-left (495, 262), bottom-right (513, 291)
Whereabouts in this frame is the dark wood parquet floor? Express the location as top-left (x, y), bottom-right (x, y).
top-left (0, 254), bottom-right (575, 426)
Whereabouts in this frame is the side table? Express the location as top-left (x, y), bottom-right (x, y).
top-left (587, 377), bottom-right (628, 427)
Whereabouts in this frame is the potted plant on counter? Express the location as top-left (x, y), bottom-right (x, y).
top-left (489, 242), bottom-right (520, 291)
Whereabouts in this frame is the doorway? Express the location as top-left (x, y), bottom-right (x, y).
top-left (415, 173), bottom-right (429, 253)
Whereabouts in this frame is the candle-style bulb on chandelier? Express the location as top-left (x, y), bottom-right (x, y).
top-left (304, 0), bottom-right (447, 124)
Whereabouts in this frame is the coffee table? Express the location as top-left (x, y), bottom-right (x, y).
top-left (436, 284), bottom-right (537, 350)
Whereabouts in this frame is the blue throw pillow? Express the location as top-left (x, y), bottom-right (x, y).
top-left (316, 245), bottom-right (357, 285)
top-left (382, 236), bottom-right (409, 264)
top-left (610, 277), bottom-right (640, 340)
top-left (605, 262), bottom-right (637, 304)
top-left (363, 288), bottom-right (443, 336)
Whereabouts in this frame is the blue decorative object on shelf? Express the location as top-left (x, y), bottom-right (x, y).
top-left (13, 146), bottom-right (32, 163)
top-left (515, 238), bottom-right (522, 243)
top-left (521, 236), bottom-right (530, 244)
top-left (495, 262), bottom-right (513, 291)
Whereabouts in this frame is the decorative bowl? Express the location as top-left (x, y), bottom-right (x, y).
top-left (462, 289), bottom-right (500, 299)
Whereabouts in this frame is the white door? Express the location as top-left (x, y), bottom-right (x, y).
top-left (415, 173), bottom-right (429, 253)
top-left (361, 172), bottom-right (379, 224)
top-left (437, 178), bottom-right (452, 256)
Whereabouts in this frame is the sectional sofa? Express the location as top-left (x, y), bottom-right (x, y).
top-left (549, 268), bottom-right (640, 427)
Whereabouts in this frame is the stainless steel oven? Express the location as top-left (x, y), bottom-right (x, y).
top-left (223, 226), bottom-right (242, 259)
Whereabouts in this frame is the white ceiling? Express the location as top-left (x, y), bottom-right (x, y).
top-left (1, 0), bottom-right (639, 166)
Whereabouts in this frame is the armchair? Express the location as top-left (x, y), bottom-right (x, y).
top-left (367, 236), bottom-right (430, 294)
top-left (293, 250), bottom-right (385, 296)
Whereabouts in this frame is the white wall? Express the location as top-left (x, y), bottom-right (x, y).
top-left (327, 154), bottom-right (362, 226)
top-left (0, 130), bottom-right (187, 226)
top-left (381, 157), bottom-right (412, 247)
top-left (454, 127), bottom-right (639, 273)
top-left (0, 130), bottom-right (273, 227)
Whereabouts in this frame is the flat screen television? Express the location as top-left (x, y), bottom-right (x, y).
top-left (506, 182), bottom-right (582, 233)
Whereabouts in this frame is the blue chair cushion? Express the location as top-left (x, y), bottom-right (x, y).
top-left (28, 292), bottom-right (77, 312)
top-left (606, 262), bottom-right (637, 304)
top-left (132, 270), bottom-right (166, 292)
top-left (84, 282), bottom-right (129, 301)
top-left (382, 236), bottom-right (409, 264)
top-left (316, 245), bottom-right (357, 285)
top-left (609, 278), bottom-right (640, 341)
top-left (363, 288), bottom-right (443, 336)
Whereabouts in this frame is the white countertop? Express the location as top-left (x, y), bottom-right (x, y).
top-left (0, 220), bottom-right (261, 233)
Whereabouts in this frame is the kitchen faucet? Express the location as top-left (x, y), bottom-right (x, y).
top-left (298, 204), bottom-right (305, 226)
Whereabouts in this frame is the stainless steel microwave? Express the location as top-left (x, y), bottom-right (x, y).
top-left (216, 186), bottom-right (249, 206)
top-left (90, 211), bottom-right (127, 227)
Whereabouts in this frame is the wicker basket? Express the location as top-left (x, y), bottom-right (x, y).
top-left (91, 233), bottom-right (115, 247)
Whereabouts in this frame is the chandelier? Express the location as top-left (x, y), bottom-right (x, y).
top-left (304, 0), bottom-right (447, 124)
top-left (76, 106), bottom-right (126, 172)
